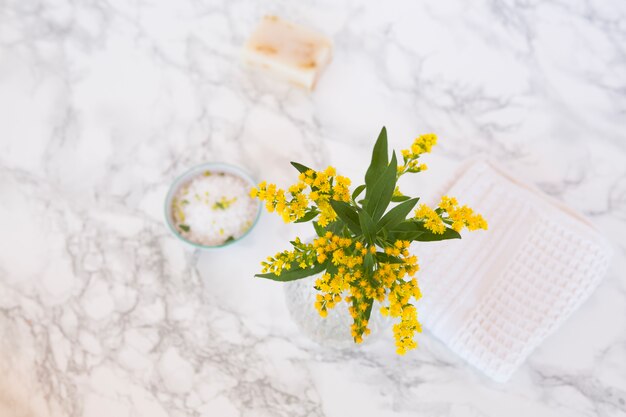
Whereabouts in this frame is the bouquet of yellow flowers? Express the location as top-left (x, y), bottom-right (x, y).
top-left (250, 127), bottom-right (487, 354)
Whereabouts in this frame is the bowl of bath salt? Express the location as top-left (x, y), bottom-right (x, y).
top-left (164, 163), bottom-right (261, 249)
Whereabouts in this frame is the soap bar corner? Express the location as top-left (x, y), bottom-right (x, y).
top-left (243, 15), bottom-right (333, 91)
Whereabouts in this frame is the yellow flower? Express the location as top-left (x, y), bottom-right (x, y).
top-left (336, 175), bottom-right (351, 186)
top-left (250, 165), bottom-right (353, 225)
top-left (437, 196), bottom-right (488, 232)
top-left (310, 233), bottom-right (415, 345)
top-left (398, 133), bottom-right (436, 177)
top-left (261, 239), bottom-right (317, 276)
top-left (414, 204), bottom-right (446, 234)
top-left (253, 133), bottom-right (487, 356)
top-left (317, 201), bottom-right (337, 227)
top-left (439, 196), bottom-right (458, 211)
top-left (411, 133), bottom-right (437, 155)
top-left (400, 133), bottom-right (437, 158)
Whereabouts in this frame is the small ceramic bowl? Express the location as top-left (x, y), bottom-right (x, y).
top-left (164, 162), bottom-right (261, 250)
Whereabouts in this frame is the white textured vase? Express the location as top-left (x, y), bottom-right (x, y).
top-left (283, 274), bottom-right (390, 349)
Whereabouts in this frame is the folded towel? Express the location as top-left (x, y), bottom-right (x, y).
top-left (415, 160), bottom-right (612, 382)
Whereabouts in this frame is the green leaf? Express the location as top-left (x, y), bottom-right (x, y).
top-left (294, 209), bottom-right (319, 223)
top-left (364, 127), bottom-right (388, 192)
top-left (390, 230), bottom-right (425, 241)
top-left (390, 220), bottom-right (462, 242)
top-left (328, 220), bottom-right (343, 235)
top-left (412, 221), bottom-right (460, 239)
top-left (388, 221), bottom-right (424, 241)
top-left (378, 198), bottom-right (419, 231)
top-left (290, 161), bottom-right (312, 174)
top-left (178, 224), bottom-right (190, 232)
top-left (391, 221), bottom-right (417, 232)
top-left (413, 227), bottom-right (461, 241)
top-left (329, 200), bottom-right (362, 235)
top-left (313, 221), bottom-right (326, 237)
top-left (358, 209), bottom-right (377, 244)
top-left (379, 227), bottom-right (388, 241)
top-left (375, 252), bottom-right (404, 264)
top-left (363, 252), bottom-right (374, 276)
top-left (255, 261), bottom-right (327, 282)
top-left (326, 263), bottom-right (339, 276)
top-left (351, 184), bottom-right (366, 201)
top-left (391, 195), bottom-right (411, 202)
top-left (365, 152), bottom-right (398, 222)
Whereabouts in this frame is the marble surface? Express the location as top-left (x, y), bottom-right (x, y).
top-left (1, 0), bottom-right (625, 416)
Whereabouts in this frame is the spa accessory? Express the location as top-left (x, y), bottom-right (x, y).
top-left (164, 163), bottom-right (261, 249)
top-left (244, 15), bottom-right (332, 90)
top-left (415, 160), bottom-right (612, 382)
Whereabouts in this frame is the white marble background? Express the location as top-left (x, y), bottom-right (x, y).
top-left (1, 0), bottom-right (625, 416)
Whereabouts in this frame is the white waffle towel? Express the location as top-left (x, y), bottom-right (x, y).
top-left (415, 160), bottom-right (612, 382)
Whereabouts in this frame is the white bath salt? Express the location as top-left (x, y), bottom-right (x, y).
top-left (171, 171), bottom-right (258, 246)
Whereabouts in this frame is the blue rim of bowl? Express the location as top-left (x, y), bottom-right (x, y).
top-left (164, 162), bottom-right (262, 250)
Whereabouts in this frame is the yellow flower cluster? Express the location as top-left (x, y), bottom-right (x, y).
top-left (261, 238), bottom-right (317, 276)
top-left (398, 161), bottom-right (428, 175)
top-left (312, 233), bottom-right (361, 320)
top-left (250, 166), bottom-right (351, 225)
top-left (398, 133), bottom-right (437, 176)
top-left (378, 241), bottom-right (422, 354)
top-left (414, 196), bottom-right (488, 234)
top-left (414, 204), bottom-right (446, 234)
top-left (379, 241), bottom-right (418, 289)
top-left (254, 133), bottom-right (488, 356)
top-left (250, 181), bottom-right (309, 223)
top-left (261, 232), bottom-right (424, 351)
top-left (439, 196), bottom-right (488, 232)
top-left (390, 304), bottom-right (421, 354)
top-left (301, 167), bottom-right (351, 226)
top-left (312, 233), bottom-right (423, 350)
top-left (411, 133), bottom-right (438, 155)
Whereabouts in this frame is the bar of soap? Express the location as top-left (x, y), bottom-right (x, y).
top-left (244, 15), bottom-right (332, 90)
